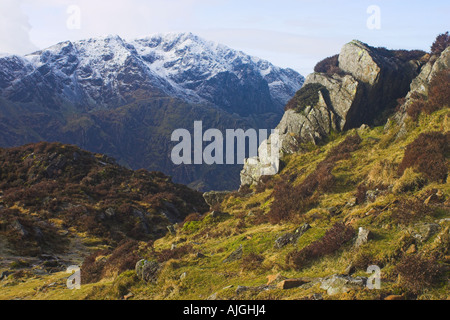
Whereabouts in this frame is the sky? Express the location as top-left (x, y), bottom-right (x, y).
top-left (0, 0), bottom-right (448, 75)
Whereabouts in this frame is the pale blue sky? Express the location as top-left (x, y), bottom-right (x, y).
top-left (1, 0), bottom-right (448, 75)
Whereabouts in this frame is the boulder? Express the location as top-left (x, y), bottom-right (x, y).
top-left (339, 41), bottom-right (417, 127)
top-left (320, 275), bottom-right (367, 296)
top-left (241, 40), bottom-right (419, 188)
top-left (135, 259), bottom-right (160, 283)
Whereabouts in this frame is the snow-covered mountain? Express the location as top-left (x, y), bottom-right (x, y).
top-left (0, 32), bottom-right (303, 116)
top-left (0, 32), bottom-right (304, 191)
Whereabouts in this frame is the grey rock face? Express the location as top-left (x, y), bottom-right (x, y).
top-left (391, 47), bottom-right (450, 131)
top-left (303, 72), bottom-right (363, 130)
top-left (409, 47), bottom-right (450, 97)
top-left (241, 40), bottom-right (418, 187)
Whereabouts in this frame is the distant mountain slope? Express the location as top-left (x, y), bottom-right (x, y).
top-left (0, 142), bottom-right (208, 260)
top-left (0, 33), bottom-right (304, 190)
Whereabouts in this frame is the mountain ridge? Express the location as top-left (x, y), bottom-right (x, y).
top-left (0, 32), bottom-right (304, 191)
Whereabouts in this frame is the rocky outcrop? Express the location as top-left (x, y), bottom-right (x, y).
top-left (391, 47), bottom-right (450, 130)
top-left (408, 47), bottom-right (450, 98)
top-left (241, 40), bottom-right (420, 186)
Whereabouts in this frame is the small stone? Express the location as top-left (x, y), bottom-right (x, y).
top-left (123, 292), bottom-right (134, 300)
top-left (355, 227), bottom-right (372, 248)
top-left (277, 278), bottom-right (310, 290)
top-left (104, 208), bottom-right (115, 218)
top-left (406, 244), bottom-right (416, 254)
top-left (180, 272), bottom-right (187, 280)
top-left (310, 293), bottom-right (323, 300)
top-left (223, 245), bottom-right (243, 263)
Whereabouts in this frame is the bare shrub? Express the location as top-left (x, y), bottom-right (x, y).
top-left (286, 223), bottom-right (355, 270)
top-left (398, 132), bottom-right (449, 183)
top-left (396, 254), bottom-right (444, 294)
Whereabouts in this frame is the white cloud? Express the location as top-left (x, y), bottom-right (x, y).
top-left (196, 28), bottom-right (348, 75)
top-left (22, 0), bottom-right (216, 49)
top-left (0, 0), bottom-right (38, 54)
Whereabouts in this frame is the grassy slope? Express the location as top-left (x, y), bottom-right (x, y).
top-left (1, 108), bottom-right (449, 300)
